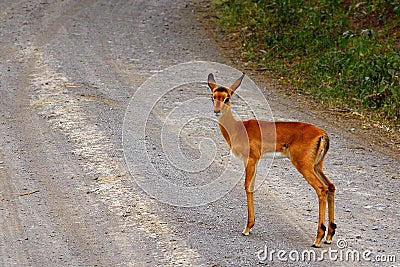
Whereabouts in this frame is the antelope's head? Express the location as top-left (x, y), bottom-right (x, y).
top-left (208, 72), bottom-right (245, 117)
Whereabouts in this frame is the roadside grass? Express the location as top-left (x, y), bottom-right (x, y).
top-left (211, 0), bottom-right (399, 129)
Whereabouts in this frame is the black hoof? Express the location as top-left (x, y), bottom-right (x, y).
top-left (324, 240), bottom-right (332, 244)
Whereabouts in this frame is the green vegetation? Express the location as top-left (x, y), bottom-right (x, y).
top-left (212, 0), bottom-right (399, 127)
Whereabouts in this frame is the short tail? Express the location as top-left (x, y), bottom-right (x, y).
top-left (315, 134), bottom-right (329, 164)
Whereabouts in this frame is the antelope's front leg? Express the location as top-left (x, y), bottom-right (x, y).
top-left (242, 160), bottom-right (257, 236)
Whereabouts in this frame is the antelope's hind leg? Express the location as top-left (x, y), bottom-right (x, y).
top-left (315, 161), bottom-right (336, 244)
top-left (306, 169), bottom-right (329, 248)
top-left (291, 158), bottom-right (329, 247)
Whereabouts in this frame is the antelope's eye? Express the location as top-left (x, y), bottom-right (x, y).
top-left (211, 96), bottom-right (215, 102)
top-left (223, 97), bottom-right (230, 103)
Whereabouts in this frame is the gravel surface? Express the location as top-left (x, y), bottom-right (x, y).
top-left (0, 1), bottom-right (399, 266)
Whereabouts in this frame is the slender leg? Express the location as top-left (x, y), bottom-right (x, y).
top-left (315, 162), bottom-right (336, 243)
top-left (325, 186), bottom-right (336, 244)
top-left (295, 164), bottom-right (329, 247)
top-left (243, 191), bottom-right (255, 236)
top-left (313, 183), bottom-right (328, 248)
top-left (242, 159), bottom-right (257, 236)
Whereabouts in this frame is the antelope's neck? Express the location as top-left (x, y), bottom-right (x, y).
top-left (218, 109), bottom-right (239, 147)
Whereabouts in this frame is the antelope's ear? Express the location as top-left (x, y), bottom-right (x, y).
top-left (230, 72), bottom-right (245, 92)
top-left (208, 73), bottom-right (218, 91)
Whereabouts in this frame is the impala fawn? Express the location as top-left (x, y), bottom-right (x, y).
top-left (208, 73), bottom-right (336, 247)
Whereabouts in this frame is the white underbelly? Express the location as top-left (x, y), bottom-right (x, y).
top-left (263, 152), bottom-right (289, 159)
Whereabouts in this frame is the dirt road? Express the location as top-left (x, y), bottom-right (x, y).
top-left (0, 0), bottom-right (398, 266)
